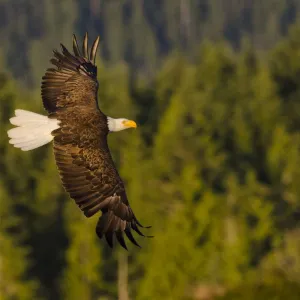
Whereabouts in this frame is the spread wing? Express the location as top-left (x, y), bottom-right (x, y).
top-left (42, 33), bottom-right (101, 114)
top-left (41, 33), bottom-right (151, 249)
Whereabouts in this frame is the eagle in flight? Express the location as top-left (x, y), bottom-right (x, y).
top-left (7, 33), bottom-right (151, 249)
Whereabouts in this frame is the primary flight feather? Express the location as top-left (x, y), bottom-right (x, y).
top-left (7, 33), bottom-right (152, 249)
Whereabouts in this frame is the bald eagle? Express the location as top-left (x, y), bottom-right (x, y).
top-left (7, 33), bottom-right (151, 249)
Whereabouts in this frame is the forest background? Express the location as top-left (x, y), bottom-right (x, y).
top-left (1, 1), bottom-right (300, 299)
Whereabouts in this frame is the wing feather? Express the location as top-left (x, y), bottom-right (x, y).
top-left (72, 34), bottom-right (81, 56)
top-left (42, 34), bottom-right (151, 249)
top-left (41, 34), bottom-right (100, 113)
top-left (83, 32), bottom-right (89, 59)
top-left (90, 36), bottom-right (100, 63)
top-left (52, 115), bottom-right (149, 249)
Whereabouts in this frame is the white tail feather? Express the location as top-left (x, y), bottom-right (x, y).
top-left (7, 109), bottom-right (60, 151)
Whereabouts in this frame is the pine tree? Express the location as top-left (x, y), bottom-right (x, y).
top-left (0, 72), bottom-right (38, 299)
top-left (0, 185), bottom-right (38, 300)
top-left (61, 202), bottom-right (103, 300)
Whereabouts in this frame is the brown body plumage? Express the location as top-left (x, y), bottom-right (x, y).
top-left (39, 33), bottom-right (151, 249)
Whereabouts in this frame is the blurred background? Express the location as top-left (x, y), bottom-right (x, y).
top-left (1, 0), bottom-right (300, 299)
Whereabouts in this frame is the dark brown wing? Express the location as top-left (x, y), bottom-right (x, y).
top-left (42, 33), bottom-right (100, 114)
top-left (42, 33), bottom-right (151, 249)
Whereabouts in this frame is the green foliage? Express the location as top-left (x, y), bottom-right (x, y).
top-left (0, 0), bottom-right (299, 87)
top-left (218, 280), bottom-right (300, 300)
top-left (0, 185), bottom-right (38, 300)
top-left (2, 17), bottom-right (300, 300)
top-left (0, 72), bottom-right (38, 299)
top-left (62, 203), bottom-right (103, 300)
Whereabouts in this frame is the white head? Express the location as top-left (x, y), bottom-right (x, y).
top-left (107, 117), bottom-right (137, 132)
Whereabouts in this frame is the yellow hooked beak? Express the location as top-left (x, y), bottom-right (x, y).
top-left (122, 120), bottom-right (137, 129)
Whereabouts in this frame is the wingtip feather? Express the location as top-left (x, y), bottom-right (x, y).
top-left (72, 34), bottom-right (81, 56)
top-left (83, 32), bottom-right (88, 60)
top-left (90, 36), bottom-right (100, 64)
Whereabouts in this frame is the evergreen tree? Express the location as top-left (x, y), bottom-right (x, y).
top-left (0, 72), bottom-right (38, 299)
